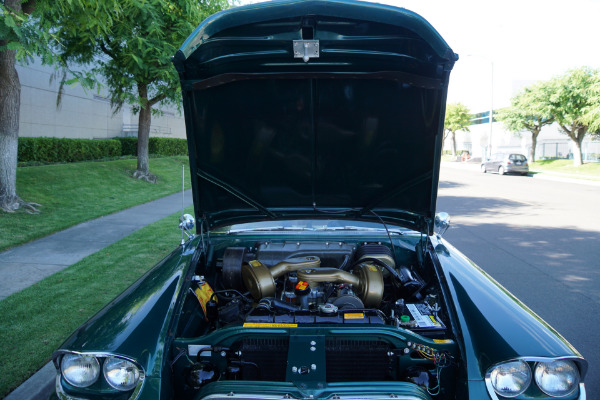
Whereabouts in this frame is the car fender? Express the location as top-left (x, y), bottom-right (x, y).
top-left (429, 236), bottom-right (586, 381)
top-left (53, 237), bottom-right (201, 380)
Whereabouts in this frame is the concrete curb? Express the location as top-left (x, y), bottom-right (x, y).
top-left (4, 363), bottom-right (55, 400)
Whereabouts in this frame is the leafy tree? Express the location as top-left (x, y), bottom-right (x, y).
top-left (546, 67), bottom-right (600, 166)
top-left (47, 0), bottom-right (231, 182)
top-left (497, 81), bottom-right (554, 162)
top-left (444, 103), bottom-right (471, 156)
top-left (0, 0), bottom-right (117, 212)
top-left (582, 75), bottom-right (600, 137)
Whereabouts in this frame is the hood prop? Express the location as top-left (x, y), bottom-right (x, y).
top-left (179, 164), bottom-right (196, 245)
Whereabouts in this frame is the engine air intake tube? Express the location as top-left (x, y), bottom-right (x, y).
top-left (242, 256), bottom-right (321, 299)
top-left (297, 263), bottom-right (383, 308)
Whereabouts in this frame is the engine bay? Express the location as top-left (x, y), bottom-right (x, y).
top-left (171, 238), bottom-right (460, 399)
top-left (197, 241), bottom-right (447, 334)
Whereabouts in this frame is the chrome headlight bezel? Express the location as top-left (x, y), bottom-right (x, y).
top-left (60, 353), bottom-right (101, 388)
top-left (56, 351), bottom-right (145, 397)
top-left (486, 359), bottom-right (532, 398)
top-left (485, 356), bottom-right (585, 399)
top-left (534, 360), bottom-right (580, 397)
top-left (103, 355), bottom-right (143, 391)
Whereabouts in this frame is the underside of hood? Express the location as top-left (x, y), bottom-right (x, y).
top-left (173, 0), bottom-right (457, 235)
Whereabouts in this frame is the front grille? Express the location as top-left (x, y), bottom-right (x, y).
top-left (325, 339), bottom-right (391, 382)
top-left (238, 338), bottom-right (289, 381)
top-left (232, 338), bottom-right (392, 382)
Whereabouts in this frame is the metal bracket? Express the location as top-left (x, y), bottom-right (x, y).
top-left (293, 40), bottom-right (319, 62)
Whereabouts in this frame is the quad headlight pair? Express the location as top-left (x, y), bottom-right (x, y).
top-left (487, 359), bottom-right (581, 398)
top-left (60, 353), bottom-right (142, 392)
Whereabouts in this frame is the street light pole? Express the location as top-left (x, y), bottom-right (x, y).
top-left (466, 54), bottom-right (494, 158)
top-left (489, 60), bottom-right (494, 158)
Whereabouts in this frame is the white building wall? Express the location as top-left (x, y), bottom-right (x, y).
top-left (16, 59), bottom-right (186, 140)
top-left (451, 120), bottom-right (600, 162)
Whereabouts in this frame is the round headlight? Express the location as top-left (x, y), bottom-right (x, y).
top-left (535, 360), bottom-right (580, 397)
top-left (489, 360), bottom-right (532, 398)
top-left (103, 356), bottom-right (141, 391)
top-left (61, 354), bottom-right (100, 388)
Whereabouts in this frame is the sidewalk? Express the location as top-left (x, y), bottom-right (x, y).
top-left (1, 189), bottom-right (193, 400)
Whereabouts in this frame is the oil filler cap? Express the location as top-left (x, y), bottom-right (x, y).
top-left (295, 281), bottom-right (310, 296)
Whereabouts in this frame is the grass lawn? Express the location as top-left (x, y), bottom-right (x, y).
top-left (0, 206), bottom-right (193, 397)
top-left (529, 159), bottom-right (600, 180)
top-left (0, 156), bottom-right (190, 252)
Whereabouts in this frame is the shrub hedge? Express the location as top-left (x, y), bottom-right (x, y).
top-left (18, 137), bottom-right (188, 163)
top-left (114, 137), bottom-right (189, 156)
top-left (114, 137), bottom-right (138, 156)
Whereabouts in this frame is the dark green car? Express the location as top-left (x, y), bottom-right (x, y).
top-left (50, 1), bottom-right (587, 399)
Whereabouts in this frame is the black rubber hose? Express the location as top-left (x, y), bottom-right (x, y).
top-left (339, 254), bottom-right (351, 271)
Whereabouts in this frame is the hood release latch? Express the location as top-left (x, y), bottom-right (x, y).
top-left (293, 40), bottom-right (319, 62)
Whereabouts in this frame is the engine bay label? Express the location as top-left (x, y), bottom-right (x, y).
top-left (407, 304), bottom-right (441, 328)
top-left (243, 323), bottom-right (298, 328)
top-left (344, 313), bottom-right (365, 319)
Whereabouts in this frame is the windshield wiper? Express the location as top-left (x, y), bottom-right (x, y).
top-left (227, 226), bottom-right (315, 233)
top-left (314, 226), bottom-right (404, 234)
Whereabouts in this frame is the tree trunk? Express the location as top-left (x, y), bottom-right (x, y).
top-left (0, 0), bottom-right (40, 213)
top-left (450, 131), bottom-right (456, 157)
top-left (0, 45), bottom-right (21, 212)
top-left (133, 83), bottom-right (156, 182)
top-left (442, 131), bottom-right (447, 154)
top-left (572, 137), bottom-right (583, 167)
top-left (530, 127), bottom-right (540, 163)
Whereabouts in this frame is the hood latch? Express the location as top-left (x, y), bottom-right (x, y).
top-left (293, 40), bottom-right (319, 62)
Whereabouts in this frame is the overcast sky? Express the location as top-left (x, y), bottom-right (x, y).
top-left (385, 0), bottom-right (600, 112)
top-left (240, 0), bottom-right (600, 112)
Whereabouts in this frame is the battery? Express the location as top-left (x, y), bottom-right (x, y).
top-left (405, 303), bottom-right (445, 331)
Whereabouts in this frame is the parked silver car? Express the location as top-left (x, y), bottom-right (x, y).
top-left (481, 153), bottom-right (529, 175)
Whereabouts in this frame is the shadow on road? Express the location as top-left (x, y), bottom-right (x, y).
top-left (438, 181), bottom-right (466, 189)
top-left (437, 195), bottom-right (528, 217)
top-left (437, 194), bottom-right (599, 393)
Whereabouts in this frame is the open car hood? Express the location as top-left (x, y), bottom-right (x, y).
top-left (174, 0), bottom-right (457, 235)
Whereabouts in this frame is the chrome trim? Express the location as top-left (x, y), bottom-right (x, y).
top-left (201, 396), bottom-right (287, 400)
top-left (534, 360), bottom-right (581, 398)
top-left (54, 350), bottom-right (145, 400)
top-left (55, 375), bottom-right (86, 400)
top-left (484, 360), bottom-right (530, 398)
top-left (434, 212), bottom-right (450, 237)
top-left (103, 356), bottom-right (144, 392)
top-left (188, 344), bottom-right (213, 357)
top-left (484, 357), bottom-right (586, 400)
top-left (200, 395), bottom-right (425, 400)
top-left (577, 383), bottom-right (586, 400)
top-left (330, 396), bottom-right (424, 400)
top-left (59, 353), bottom-right (100, 388)
top-left (484, 376), bottom-right (500, 400)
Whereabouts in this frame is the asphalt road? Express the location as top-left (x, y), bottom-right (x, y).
top-left (437, 163), bottom-right (600, 395)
